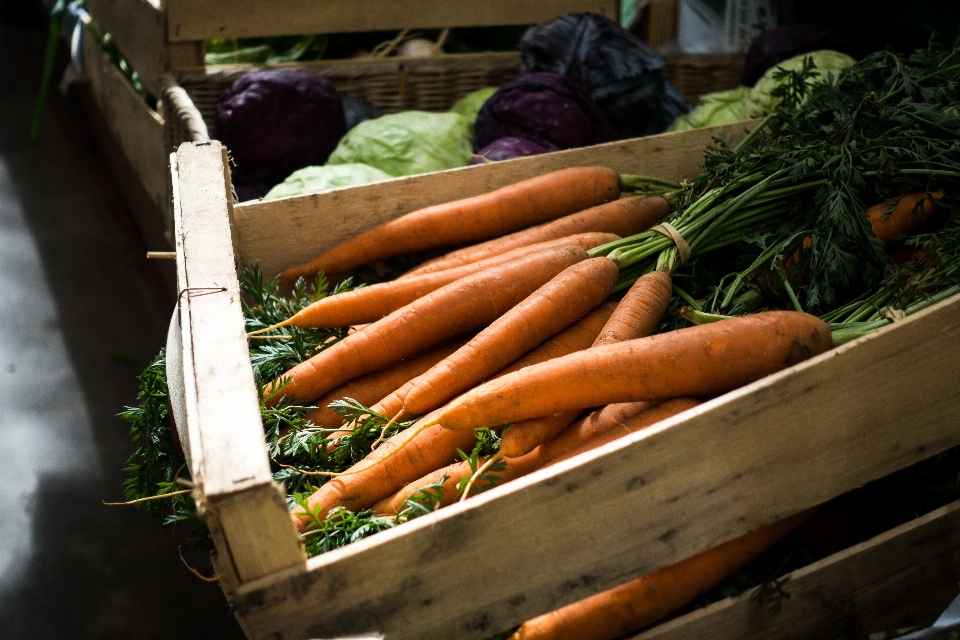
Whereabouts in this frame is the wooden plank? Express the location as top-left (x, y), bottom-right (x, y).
top-left (232, 120), bottom-right (757, 275)
top-left (86, 0), bottom-right (165, 97)
top-left (165, 41), bottom-right (205, 71)
top-left (634, 500), bottom-right (960, 640)
top-left (166, 0), bottom-right (618, 41)
top-left (231, 292), bottom-right (960, 640)
top-left (173, 142), bottom-right (304, 584)
top-left (83, 29), bottom-right (169, 217)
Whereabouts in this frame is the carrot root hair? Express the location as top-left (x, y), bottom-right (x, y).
top-left (371, 409), bottom-right (407, 450)
top-left (247, 318), bottom-right (294, 337)
top-left (460, 452), bottom-right (502, 502)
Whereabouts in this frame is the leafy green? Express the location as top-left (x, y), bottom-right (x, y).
top-left (119, 351), bottom-right (210, 547)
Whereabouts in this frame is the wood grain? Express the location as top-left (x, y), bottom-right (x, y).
top-left (230, 291), bottom-right (960, 640)
top-left (173, 142), bottom-right (304, 584)
top-left (165, 0), bottom-right (618, 41)
top-left (83, 28), bottom-right (168, 215)
top-left (634, 499), bottom-right (960, 640)
top-left (232, 121), bottom-right (758, 276)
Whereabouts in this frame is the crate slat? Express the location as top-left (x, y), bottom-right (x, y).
top-left (634, 499), bottom-right (960, 640)
top-left (86, 0), bottom-right (204, 96)
top-left (83, 28), bottom-right (169, 218)
top-left (165, 0), bottom-right (618, 41)
top-left (225, 290), bottom-right (960, 640)
top-left (173, 143), bottom-right (304, 586)
top-left (232, 120), bottom-right (758, 276)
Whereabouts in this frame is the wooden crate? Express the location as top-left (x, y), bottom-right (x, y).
top-left (170, 124), bottom-right (960, 640)
top-left (83, 26), bottom-right (173, 243)
top-left (85, 0), bottom-right (619, 96)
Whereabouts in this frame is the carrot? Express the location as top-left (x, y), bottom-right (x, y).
top-left (281, 167), bottom-right (620, 282)
top-left (372, 398), bottom-right (699, 516)
top-left (305, 338), bottom-right (470, 431)
top-left (372, 448), bottom-right (545, 516)
top-left (543, 398), bottom-right (701, 465)
top-left (866, 189), bottom-right (943, 245)
top-left (402, 195), bottom-right (669, 278)
top-left (393, 257), bottom-right (620, 419)
top-left (258, 233), bottom-right (620, 333)
top-left (499, 270), bottom-right (675, 458)
top-left (369, 300), bottom-right (618, 420)
top-left (498, 411), bottom-right (583, 459)
top-left (435, 311), bottom-right (832, 431)
top-left (509, 509), bottom-right (815, 640)
top-left (271, 245), bottom-right (588, 404)
top-left (490, 301), bottom-right (618, 378)
top-left (292, 410), bottom-right (478, 530)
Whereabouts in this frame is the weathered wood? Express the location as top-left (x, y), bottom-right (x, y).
top-left (172, 142), bottom-right (304, 585)
top-left (86, 0), bottom-right (165, 96)
top-left (165, 0), bottom-right (618, 41)
top-left (232, 121), bottom-right (758, 275)
top-left (230, 292), bottom-right (960, 640)
top-left (83, 28), bottom-right (169, 216)
top-left (165, 41), bottom-right (205, 71)
top-left (633, 499), bottom-right (960, 640)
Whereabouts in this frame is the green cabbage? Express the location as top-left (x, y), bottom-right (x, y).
top-left (264, 164), bottom-right (392, 199)
top-left (666, 86), bottom-right (750, 132)
top-left (450, 87), bottom-right (498, 122)
top-left (326, 111), bottom-right (473, 177)
top-left (745, 50), bottom-right (856, 118)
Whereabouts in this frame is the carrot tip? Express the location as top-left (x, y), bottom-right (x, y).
top-left (247, 318), bottom-right (294, 336)
top-left (371, 409), bottom-right (406, 450)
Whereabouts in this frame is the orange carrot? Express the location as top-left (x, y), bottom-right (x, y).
top-left (403, 195), bottom-right (669, 278)
top-left (372, 398), bottom-right (699, 516)
top-left (436, 311), bottom-right (832, 431)
top-left (292, 409), bottom-right (477, 530)
top-left (371, 448), bottom-right (545, 516)
top-left (592, 270), bottom-right (673, 346)
top-left (544, 398), bottom-right (700, 465)
top-left (305, 338), bottom-right (470, 431)
top-left (866, 189), bottom-right (943, 245)
top-left (281, 167), bottom-right (620, 282)
top-left (395, 257), bottom-right (620, 419)
top-left (499, 270), bottom-right (674, 458)
top-left (259, 233), bottom-right (619, 332)
top-left (498, 411), bottom-right (583, 459)
top-left (490, 301), bottom-right (618, 378)
top-left (272, 245), bottom-right (588, 404)
top-left (509, 509), bottom-right (815, 640)
top-left (369, 301), bottom-right (618, 420)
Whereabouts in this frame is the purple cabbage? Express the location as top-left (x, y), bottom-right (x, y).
top-left (216, 70), bottom-right (346, 196)
top-left (519, 13), bottom-right (690, 139)
top-left (473, 72), bottom-right (615, 152)
top-left (468, 137), bottom-right (556, 165)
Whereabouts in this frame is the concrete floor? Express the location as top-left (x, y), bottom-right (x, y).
top-left (0, 24), bottom-right (245, 639)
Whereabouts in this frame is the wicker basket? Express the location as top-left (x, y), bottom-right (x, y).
top-left (161, 52), bottom-right (522, 151)
top-left (662, 52), bottom-right (745, 104)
